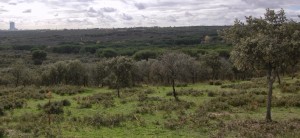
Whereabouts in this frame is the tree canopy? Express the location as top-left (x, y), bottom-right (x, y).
top-left (220, 8), bottom-right (300, 122)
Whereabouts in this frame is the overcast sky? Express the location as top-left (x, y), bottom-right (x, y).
top-left (0, 0), bottom-right (299, 30)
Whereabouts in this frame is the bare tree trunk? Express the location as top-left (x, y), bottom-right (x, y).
top-left (172, 78), bottom-right (179, 101)
top-left (276, 69), bottom-right (281, 85)
top-left (192, 75), bottom-right (195, 84)
top-left (116, 82), bottom-right (120, 98)
top-left (117, 88), bottom-right (120, 98)
top-left (292, 65), bottom-right (296, 79)
top-left (266, 66), bottom-right (273, 122)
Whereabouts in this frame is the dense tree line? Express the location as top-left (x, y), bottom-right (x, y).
top-left (1, 52), bottom-right (239, 88)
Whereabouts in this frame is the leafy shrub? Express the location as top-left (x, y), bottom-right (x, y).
top-left (0, 127), bottom-right (6, 137)
top-left (83, 113), bottom-right (126, 128)
top-left (207, 91), bottom-right (218, 97)
top-left (164, 118), bottom-right (184, 130)
top-left (166, 89), bottom-right (205, 97)
top-left (76, 93), bottom-right (114, 108)
top-left (209, 80), bottom-right (222, 85)
top-left (78, 101), bottom-right (92, 109)
top-left (14, 113), bottom-right (63, 137)
top-left (143, 89), bottom-right (155, 94)
top-left (138, 93), bottom-right (148, 101)
top-left (221, 82), bottom-right (264, 89)
top-left (135, 106), bottom-right (155, 115)
top-left (215, 119), bottom-right (300, 138)
top-left (278, 82), bottom-right (300, 93)
top-left (176, 83), bottom-right (188, 87)
top-left (97, 49), bottom-right (118, 58)
top-left (0, 107), bottom-right (4, 116)
top-left (158, 100), bottom-right (195, 112)
top-left (50, 85), bottom-right (85, 96)
top-left (273, 95), bottom-right (300, 107)
top-left (134, 50), bottom-right (158, 61)
top-left (61, 99), bottom-right (71, 106)
top-left (42, 101), bottom-right (64, 115)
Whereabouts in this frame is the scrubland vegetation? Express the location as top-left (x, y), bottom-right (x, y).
top-left (0, 9), bottom-right (300, 137)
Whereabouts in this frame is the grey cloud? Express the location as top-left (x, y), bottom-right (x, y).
top-left (9, 2), bottom-right (17, 5)
top-left (22, 9), bottom-right (31, 13)
top-left (86, 7), bottom-right (104, 18)
top-left (98, 15), bottom-right (116, 23)
top-left (96, 14), bottom-right (117, 27)
top-left (185, 11), bottom-right (193, 17)
top-left (121, 13), bottom-right (133, 20)
top-left (120, 0), bottom-right (128, 4)
top-left (135, 3), bottom-right (146, 10)
top-left (0, 9), bottom-right (8, 12)
top-left (167, 16), bottom-right (177, 22)
top-left (86, 11), bottom-right (104, 18)
top-left (101, 7), bottom-right (117, 13)
top-left (0, 0), bottom-right (11, 3)
top-left (88, 7), bottom-right (97, 13)
top-left (67, 18), bottom-right (93, 25)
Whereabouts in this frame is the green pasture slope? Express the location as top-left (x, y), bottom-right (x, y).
top-left (1, 76), bottom-right (300, 138)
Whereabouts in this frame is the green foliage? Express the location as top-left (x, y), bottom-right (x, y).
top-left (97, 49), bottom-right (118, 58)
top-left (134, 50), bottom-right (158, 61)
top-left (215, 119), bottom-right (300, 138)
top-left (32, 50), bottom-right (47, 60)
top-left (278, 81), bottom-right (300, 93)
top-left (220, 9), bottom-right (300, 121)
top-left (52, 45), bottom-right (81, 54)
top-left (81, 113), bottom-right (126, 128)
top-left (32, 50), bottom-right (47, 65)
top-left (42, 101), bottom-right (64, 115)
top-left (166, 89), bottom-right (205, 97)
top-left (107, 56), bottom-right (135, 97)
top-left (0, 127), bottom-right (6, 137)
top-left (50, 85), bottom-right (85, 96)
top-left (0, 107), bottom-right (4, 116)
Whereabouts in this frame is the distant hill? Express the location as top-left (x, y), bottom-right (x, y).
top-left (0, 26), bottom-right (229, 48)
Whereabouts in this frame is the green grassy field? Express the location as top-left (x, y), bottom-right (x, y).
top-left (1, 77), bottom-right (300, 138)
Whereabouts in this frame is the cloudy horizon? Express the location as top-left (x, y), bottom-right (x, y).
top-left (0, 0), bottom-right (300, 30)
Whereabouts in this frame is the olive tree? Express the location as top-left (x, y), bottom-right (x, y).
top-left (201, 52), bottom-right (222, 80)
top-left (108, 56), bottom-right (134, 98)
top-left (32, 50), bottom-right (47, 65)
top-left (92, 60), bottom-right (109, 87)
top-left (10, 60), bottom-right (27, 87)
top-left (65, 60), bottom-right (88, 86)
top-left (220, 9), bottom-right (297, 122)
top-left (160, 52), bottom-right (193, 101)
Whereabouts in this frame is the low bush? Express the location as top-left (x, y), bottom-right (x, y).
top-left (207, 91), bottom-right (218, 97)
top-left (78, 101), bottom-right (92, 109)
top-left (176, 83), bottom-right (188, 87)
top-left (221, 81), bottom-right (264, 89)
top-left (61, 99), bottom-right (71, 106)
top-left (76, 93), bottom-right (115, 108)
top-left (273, 95), bottom-right (300, 107)
top-left (278, 82), bottom-right (300, 93)
top-left (166, 89), bottom-right (205, 97)
top-left (209, 80), bottom-right (222, 86)
top-left (50, 85), bottom-right (85, 96)
top-left (83, 113), bottom-right (126, 128)
top-left (41, 101), bottom-right (64, 115)
top-left (0, 107), bottom-right (4, 116)
top-left (214, 119), bottom-right (300, 138)
top-left (0, 127), bottom-right (6, 137)
top-left (143, 89), bottom-right (155, 94)
top-left (164, 118), bottom-right (184, 130)
top-left (158, 100), bottom-right (195, 112)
